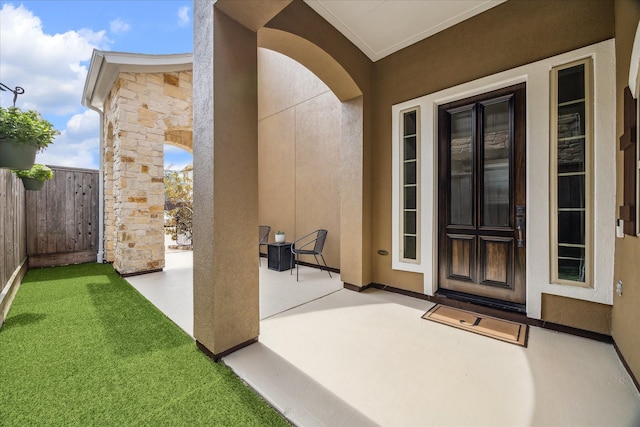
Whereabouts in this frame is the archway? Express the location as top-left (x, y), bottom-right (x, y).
top-left (163, 142), bottom-right (193, 251)
top-left (100, 70), bottom-right (193, 276)
top-left (193, 2), bottom-right (370, 359)
top-left (257, 29), bottom-right (365, 286)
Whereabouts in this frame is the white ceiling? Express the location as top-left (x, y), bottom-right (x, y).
top-left (303, 0), bottom-right (506, 62)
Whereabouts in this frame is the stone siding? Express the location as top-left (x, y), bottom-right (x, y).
top-left (102, 70), bottom-right (192, 274)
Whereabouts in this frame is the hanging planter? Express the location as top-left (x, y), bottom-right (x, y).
top-left (0, 107), bottom-right (58, 169)
top-left (12, 164), bottom-right (54, 191)
top-left (20, 176), bottom-right (45, 191)
top-left (0, 141), bottom-right (38, 169)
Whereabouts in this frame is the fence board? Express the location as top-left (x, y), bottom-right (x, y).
top-left (26, 166), bottom-right (99, 268)
top-left (0, 169), bottom-right (26, 293)
top-left (65, 169), bottom-right (76, 251)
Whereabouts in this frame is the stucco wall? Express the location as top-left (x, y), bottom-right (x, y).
top-left (371, 0), bottom-right (615, 328)
top-left (613, 0), bottom-right (640, 386)
top-left (265, 0), bottom-right (374, 285)
top-left (258, 48), bottom-right (341, 268)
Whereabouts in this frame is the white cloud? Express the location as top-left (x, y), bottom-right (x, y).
top-left (0, 3), bottom-right (110, 170)
top-left (0, 3), bottom-right (110, 115)
top-left (36, 110), bottom-right (101, 169)
top-left (164, 144), bottom-right (193, 171)
top-left (177, 6), bottom-right (190, 27)
top-left (110, 18), bottom-right (131, 34)
top-left (164, 161), bottom-right (192, 171)
top-left (66, 108), bottom-right (99, 134)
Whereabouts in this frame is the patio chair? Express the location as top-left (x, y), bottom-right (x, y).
top-left (259, 225), bottom-right (271, 266)
top-left (290, 229), bottom-right (331, 281)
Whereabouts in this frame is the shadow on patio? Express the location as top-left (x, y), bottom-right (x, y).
top-left (127, 251), bottom-right (640, 427)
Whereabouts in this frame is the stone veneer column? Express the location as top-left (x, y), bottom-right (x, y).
top-left (104, 68), bottom-right (192, 275)
top-left (111, 75), bottom-right (166, 275)
top-left (193, 1), bottom-right (259, 358)
top-left (103, 119), bottom-right (116, 263)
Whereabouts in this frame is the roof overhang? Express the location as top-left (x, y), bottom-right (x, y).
top-left (82, 50), bottom-right (193, 111)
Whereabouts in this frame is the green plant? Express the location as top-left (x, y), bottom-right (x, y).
top-left (163, 167), bottom-right (193, 241)
top-left (275, 230), bottom-right (285, 235)
top-left (0, 106), bottom-right (59, 151)
top-left (12, 163), bottom-right (54, 181)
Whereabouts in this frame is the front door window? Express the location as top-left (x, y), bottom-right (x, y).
top-left (438, 84), bottom-right (526, 306)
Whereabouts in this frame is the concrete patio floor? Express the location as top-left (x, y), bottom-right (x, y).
top-left (127, 251), bottom-right (640, 426)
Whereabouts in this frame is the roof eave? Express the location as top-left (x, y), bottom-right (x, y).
top-left (81, 50), bottom-right (193, 112)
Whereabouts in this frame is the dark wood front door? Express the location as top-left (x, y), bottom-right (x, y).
top-left (438, 84), bottom-right (526, 305)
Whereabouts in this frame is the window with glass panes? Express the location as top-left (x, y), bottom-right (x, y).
top-left (550, 58), bottom-right (593, 286)
top-left (401, 109), bottom-right (419, 262)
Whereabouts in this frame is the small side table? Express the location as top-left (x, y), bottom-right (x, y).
top-left (267, 242), bottom-right (292, 272)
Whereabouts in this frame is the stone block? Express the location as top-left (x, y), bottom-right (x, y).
top-left (117, 88), bottom-right (138, 100)
top-left (164, 84), bottom-right (187, 101)
top-left (126, 81), bottom-right (148, 94)
top-left (146, 74), bottom-right (163, 85)
top-left (164, 73), bottom-right (180, 87)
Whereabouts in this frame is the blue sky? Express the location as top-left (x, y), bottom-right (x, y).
top-left (0, 0), bottom-right (194, 170)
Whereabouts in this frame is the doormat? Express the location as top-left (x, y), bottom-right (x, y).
top-left (422, 305), bottom-right (528, 347)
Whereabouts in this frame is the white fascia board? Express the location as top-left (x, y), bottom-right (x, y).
top-left (81, 50), bottom-right (193, 111)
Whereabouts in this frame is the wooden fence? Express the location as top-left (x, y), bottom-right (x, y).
top-left (0, 169), bottom-right (27, 325)
top-left (26, 166), bottom-right (99, 268)
top-left (1, 166), bottom-right (99, 325)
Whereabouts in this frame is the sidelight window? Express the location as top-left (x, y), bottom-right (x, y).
top-left (400, 108), bottom-right (420, 262)
top-left (550, 58), bottom-right (593, 286)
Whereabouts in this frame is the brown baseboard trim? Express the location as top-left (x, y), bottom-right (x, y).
top-left (120, 268), bottom-right (163, 277)
top-left (196, 337), bottom-right (258, 362)
top-left (343, 282), bottom-right (374, 292)
top-left (368, 282), bottom-right (613, 343)
top-left (537, 320), bottom-right (612, 344)
top-left (369, 283), bottom-right (430, 300)
top-left (613, 341), bottom-right (640, 394)
top-left (294, 260), bottom-right (340, 274)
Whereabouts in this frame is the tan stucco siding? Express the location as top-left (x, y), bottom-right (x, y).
top-left (193, 5), bottom-right (260, 354)
top-left (613, 0), bottom-right (640, 388)
top-left (265, 0), bottom-right (372, 97)
top-left (264, 0), bottom-right (374, 285)
top-left (542, 294), bottom-right (612, 335)
top-left (370, 1), bottom-right (615, 296)
top-left (258, 48), bottom-right (341, 268)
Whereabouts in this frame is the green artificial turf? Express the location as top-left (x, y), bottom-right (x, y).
top-left (0, 263), bottom-right (288, 426)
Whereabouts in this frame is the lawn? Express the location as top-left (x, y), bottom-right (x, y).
top-left (0, 263), bottom-right (288, 426)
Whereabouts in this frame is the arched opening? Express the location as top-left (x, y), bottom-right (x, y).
top-left (257, 28), bottom-right (365, 287)
top-left (258, 28), bottom-right (362, 102)
top-left (257, 47), bottom-right (345, 317)
top-left (193, 5), bottom-right (369, 357)
top-left (163, 143), bottom-right (193, 253)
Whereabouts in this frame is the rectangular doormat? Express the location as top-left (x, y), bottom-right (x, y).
top-left (422, 305), bottom-right (528, 347)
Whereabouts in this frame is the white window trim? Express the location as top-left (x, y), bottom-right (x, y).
top-left (392, 106), bottom-right (426, 272)
top-left (391, 39), bottom-right (615, 317)
top-left (399, 107), bottom-right (421, 263)
top-left (549, 58), bottom-right (594, 287)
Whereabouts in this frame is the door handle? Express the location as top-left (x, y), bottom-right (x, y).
top-left (516, 217), bottom-right (525, 248)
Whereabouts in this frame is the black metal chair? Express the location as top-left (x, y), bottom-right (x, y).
top-left (258, 225), bottom-right (271, 266)
top-left (290, 229), bottom-right (331, 281)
